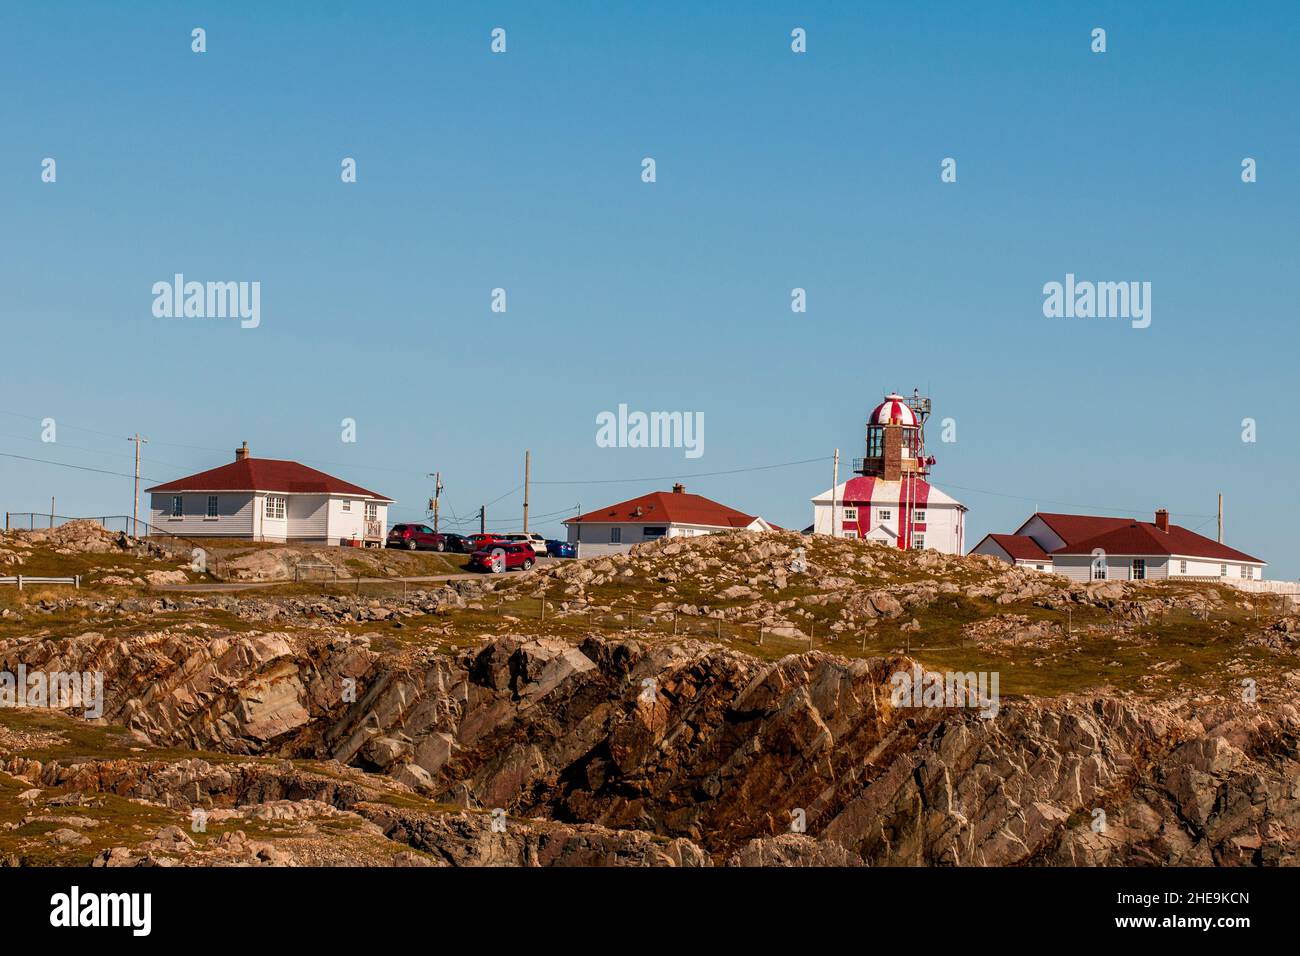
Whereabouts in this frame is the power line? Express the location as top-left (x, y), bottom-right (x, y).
top-left (939, 481), bottom-right (1216, 520)
top-left (532, 455), bottom-right (831, 486)
top-left (0, 451), bottom-right (161, 482)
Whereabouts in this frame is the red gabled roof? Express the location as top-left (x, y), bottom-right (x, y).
top-left (1022, 512), bottom-right (1133, 547)
top-left (985, 533), bottom-right (1050, 561)
top-left (147, 458), bottom-right (392, 501)
top-left (1052, 521), bottom-right (1263, 563)
top-left (565, 490), bottom-right (759, 528)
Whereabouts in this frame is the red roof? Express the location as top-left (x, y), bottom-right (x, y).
top-left (565, 490), bottom-right (759, 528)
top-left (147, 458), bottom-right (391, 501)
top-left (1053, 521), bottom-right (1263, 563)
top-left (1022, 512), bottom-right (1133, 547)
top-left (985, 533), bottom-right (1050, 561)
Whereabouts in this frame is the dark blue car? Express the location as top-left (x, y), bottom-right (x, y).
top-left (546, 539), bottom-right (576, 558)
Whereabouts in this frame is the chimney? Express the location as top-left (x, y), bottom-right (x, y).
top-left (1155, 508), bottom-right (1169, 532)
top-left (235, 441), bottom-right (249, 462)
top-left (672, 483), bottom-right (685, 494)
top-left (882, 425), bottom-right (903, 482)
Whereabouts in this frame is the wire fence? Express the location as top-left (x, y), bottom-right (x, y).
top-left (3, 512), bottom-right (225, 580)
top-left (471, 590), bottom-right (861, 652)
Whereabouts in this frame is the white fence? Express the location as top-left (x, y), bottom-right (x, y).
top-left (1226, 578), bottom-right (1300, 596)
top-left (0, 575), bottom-right (81, 590)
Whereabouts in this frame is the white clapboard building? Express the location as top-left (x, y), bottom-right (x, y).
top-left (147, 442), bottom-right (392, 545)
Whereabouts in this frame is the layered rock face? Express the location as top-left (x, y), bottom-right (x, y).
top-left (6, 627), bottom-right (1297, 866)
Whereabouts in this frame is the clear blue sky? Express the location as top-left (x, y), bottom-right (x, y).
top-left (2, 2), bottom-right (1297, 574)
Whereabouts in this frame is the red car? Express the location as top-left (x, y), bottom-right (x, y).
top-left (386, 523), bottom-right (447, 552)
top-left (466, 533), bottom-right (506, 552)
top-left (468, 541), bottom-right (536, 573)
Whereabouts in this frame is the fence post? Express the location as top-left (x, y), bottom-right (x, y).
top-left (758, 623), bottom-right (763, 646)
top-left (75, 575), bottom-right (80, 590)
top-left (16, 575), bottom-right (22, 591)
top-left (672, 611), bottom-right (677, 636)
top-left (540, 596), bottom-right (545, 621)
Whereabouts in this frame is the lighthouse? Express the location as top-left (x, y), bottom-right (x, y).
top-left (810, 391), bottom-right (966, 553)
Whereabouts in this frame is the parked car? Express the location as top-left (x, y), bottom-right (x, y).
top-left (468, 541), bottom-right (536, 573)
top-left (500, 532), bottom-right (548, 555)
top-left (546, 539), bottom-right (576, 558)
top-left (467, 533), bottom-right (506, 553)
top-left (386, 524), bottom-right (447, 551)
top-left (441, 532), bottom-right (471, 553)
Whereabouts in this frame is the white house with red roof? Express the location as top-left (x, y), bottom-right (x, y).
top-left (812, 392), bottom-right (967, 553)
top-left (563, 483), bottom-right (775, 556)
top-left (971, 510), bottom-right (1266, 583)
top-left (146, 442), bottom-right (393, 545)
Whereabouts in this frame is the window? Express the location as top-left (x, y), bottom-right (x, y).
top-left (842, 507), bottom-right (858, 521)
top-left (877, 509), bottom-right (892, 522)
top-left (264, 495), bottom-right (286, 520)
top-left (206, 495), bottom-right (219, 519)
top-left (341, 500), bottom-right (351, 512)
top-left (1220, 564), bottom-right (1228, 577)
top-left (911, 533), bottom-right (926, 550)
top-left (610, 528), bottom-right (622, 543)
top-left (170, 495), bottom-right (183, 518)
top-left (1179, 560), bottom-right (1188, 574)
top-left (1240, 565), bottom-right (1250, 579)
top-left (1035, 564), bottom-right (1046, 571)
top-left (1092, 561), bottom-right (1107, 580)
top-left (1132, 559), bottom-right (1146, 580)
top-left (365, 502), bottom-right (378, 521)
top-left (844, 530), bottom-right (858, 539)
top-left (914, 510), bottom-right (926, 523)
top-left (642, 526), bottom-right (667, 539)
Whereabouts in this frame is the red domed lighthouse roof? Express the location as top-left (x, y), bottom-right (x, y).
top-left (869, 393), bottom-right (918, 428)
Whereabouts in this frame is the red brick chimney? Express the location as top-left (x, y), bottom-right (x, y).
top-left (235, 441), bottom-right (250, 462)
top-left (883, 425), bottom-right (903, 482)
top-left (1155, 508), bottom-right (1169, 532)
top-left (672, 483), bottom-right (685, 494)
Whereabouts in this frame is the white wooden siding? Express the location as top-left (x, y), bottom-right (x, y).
top-left (149, 493), bottom-right (254, 536)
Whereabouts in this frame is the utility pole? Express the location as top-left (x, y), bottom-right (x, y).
top-left (479, 505), bottom-right (485, 535)
top-left (523, 450), bottom-right (531, 533)
top-left (830, 448), bottom-right (839, 537)
top-left (1217, 493), bottom-right (1224, 543)
top-left (126, 433), bottom-right (148, 537)
top-left (428, 472), bottom-right (443, 533)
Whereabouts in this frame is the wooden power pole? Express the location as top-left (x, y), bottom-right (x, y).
top-left (428, 472), bottom-right (443, 533)
top-left (1217, 493), bottom-right (1224, 543)
top-left (127, 433), bottom-right (148, 536)
top-left (523, 450), bottom-right (531, 533)
top-left (479, 505), bottom-right (485, 535)
top-left (830, 448), bottom-right (839, 537)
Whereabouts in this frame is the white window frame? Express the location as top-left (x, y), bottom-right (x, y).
top-left (842, 507), bottom-right (858, 521)
top-left (1179, 559), bottom-right (1188, 574)
top-left (877, 509), bottom-right (892, 523)
top-left (1092, 562), bottom-right (1107, 581)
top-left (844, 530), bottom-right (858, 539)
top-left (610, 527), bottom-right (622, 544)
top-left (205, 495), bottom-right (219, 520)
top-left (170, 495), bottom-right (183, 519)
top-left (1220, 563), bottom-right (1228, 577)
top-left (914, 510), bottom-right (926, 523)
top-left (364, 501), bottom-right (378, 521)
top-left (1132, 559), bottom-right (1146, 580)
top-left (911, 533), bottom-right (926, 550)
top-left (264, 495), bottom-right (286, 520)
top-left (341, 499), bottom-right (352, 512)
